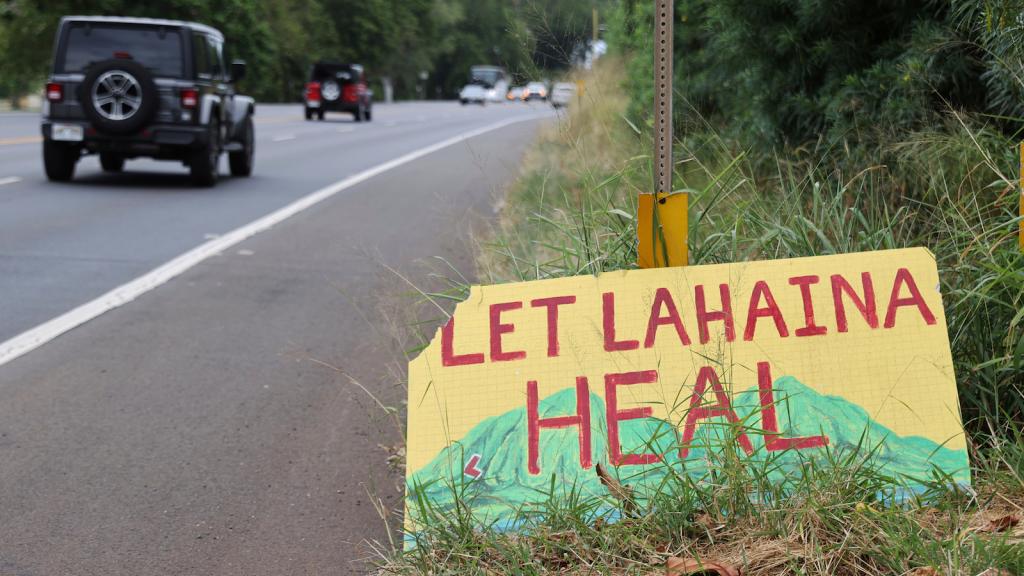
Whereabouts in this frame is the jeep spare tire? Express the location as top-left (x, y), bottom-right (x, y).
top-left (321, 79), bottom-right (341, 102)
top-left (80, 59), bottom-right (158, 135)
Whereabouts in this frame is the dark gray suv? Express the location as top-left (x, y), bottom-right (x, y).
top-left (41, 16), bottom-right (256, 186)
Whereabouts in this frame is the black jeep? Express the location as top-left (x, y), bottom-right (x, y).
top-left (303, 62), bottom-right (372, 122)
top-left (41, 16), bottom-right (256, 187)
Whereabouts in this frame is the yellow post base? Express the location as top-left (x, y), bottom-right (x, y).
top-left (637, 192), bottom-right (688, 268)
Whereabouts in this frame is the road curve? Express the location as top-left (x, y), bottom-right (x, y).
top-left (0, 101), bottom-right (551, 574)
top-left (0, 102), bottom-right (550, 343)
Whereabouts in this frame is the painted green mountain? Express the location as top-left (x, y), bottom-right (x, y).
top-left (408, 377), bottom-right (970, 527)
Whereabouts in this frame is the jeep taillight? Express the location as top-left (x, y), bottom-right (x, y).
top-left (342, 84), bottom-right (358, 103)
top-left (45, 82), bottom-right (63, 102)
top-left (305, 82), bottom-right (321, 102)
top-left (180, 88), bottom-right (198, 109)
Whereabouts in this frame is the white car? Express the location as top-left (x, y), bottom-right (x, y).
top-left (521, 81), bottom-right (548, 101)
top-left (459, 84), bottom-right (490, 105)
top-left (506, 86), bottom-right (524, 101)
top-left (550, 82), bottom-right (576, 108)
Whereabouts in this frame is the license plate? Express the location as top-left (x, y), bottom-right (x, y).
top-left (51, 124), bottom-right (83, 142)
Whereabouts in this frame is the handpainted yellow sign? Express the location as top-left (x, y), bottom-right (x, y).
top-left (406, 248), bottom-right (968, 531)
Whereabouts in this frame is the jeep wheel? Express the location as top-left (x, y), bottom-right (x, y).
top-left (304, 107), bottom-right (313, 121)
top-left (43, 141), bottom-right (79, 182)
top-left (80, 59), bottom-right (158, 135)
top-left (190, 120), bottom-right (220, 187)
top-left (100, 153), bottom-right (125, 173)
top-left (364, 106), bottom-right (372, 122)
top-left (354, 103), bottom-right (364, 123)
top-left (317, 109), bottom-right (325, 121)
top-left (229, 116), bottom-right (254, 177)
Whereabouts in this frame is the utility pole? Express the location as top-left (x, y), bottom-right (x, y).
top-left (638, 0), bottom-right (687, 268)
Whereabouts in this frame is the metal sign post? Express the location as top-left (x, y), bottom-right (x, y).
top-left (638, 0), bottom-right (687, 268)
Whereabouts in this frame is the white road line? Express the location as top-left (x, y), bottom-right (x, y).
top-left (272, 134), bottom-right (297, 142)
top-left (0, 113), bottom-right (545, 368)
top-left (0, 176), bottom-right (22, 187)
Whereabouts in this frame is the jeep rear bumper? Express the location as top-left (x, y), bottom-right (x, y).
top-left (306, 100), bottom-right (361, 113)
top-left (41, 121), bottom-right (211, 159)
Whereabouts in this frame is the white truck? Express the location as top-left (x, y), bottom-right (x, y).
top-left (459, 65), bottom-right (509, 105)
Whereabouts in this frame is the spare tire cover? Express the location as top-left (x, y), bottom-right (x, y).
top-left (79, 59), bottom-right (159, 135)
top-left (321, 80), bottom-right (341, 101)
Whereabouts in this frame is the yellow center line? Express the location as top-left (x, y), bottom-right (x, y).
top-left (0, 136), bottom-right (42, 146)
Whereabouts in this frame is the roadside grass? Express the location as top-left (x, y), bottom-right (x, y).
top-left (378, 60), bottom-right (1024, 574)
top-left (391, 440), bottom-right (1023, 574)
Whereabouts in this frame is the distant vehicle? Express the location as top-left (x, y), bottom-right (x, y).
top-left (550, 82), bottom-right (576, 108)
top-left (304, 62), bottom-right (372, 122)
top-left (459, 83), bottom-right (489, 105)
top-left (506, 86), bottom-right (523, 101)
top-left (522, 81), bottom-right (548, 102)
top-left (41, 16), bottom-right (255, 186)
top-left (459, 65), bottom-right (508, 105)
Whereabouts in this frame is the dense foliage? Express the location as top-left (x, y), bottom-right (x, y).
top-left (0, 0), bottom-right (611, 103)
top-left (609, 0), bottom-right (1024, 149)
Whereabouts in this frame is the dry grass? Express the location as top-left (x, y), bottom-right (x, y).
top-left (381, 459), bottom-right (1023, 574)
top-left (477, 59), bottom-right (646, 283)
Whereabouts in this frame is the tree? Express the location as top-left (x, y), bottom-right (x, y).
top-left (610, 0), bottom-right (1002, 148)
top-left (0, 0), bottom-right (606, 104)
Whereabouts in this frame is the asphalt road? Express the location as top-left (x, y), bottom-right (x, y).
top-left (0, 101), bottom-right (550, 574)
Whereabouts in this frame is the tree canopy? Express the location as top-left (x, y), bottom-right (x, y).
top-left (0, 0), bottom-right (613, 103)
top-left (609, 0), bottom-right (1024, 148)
